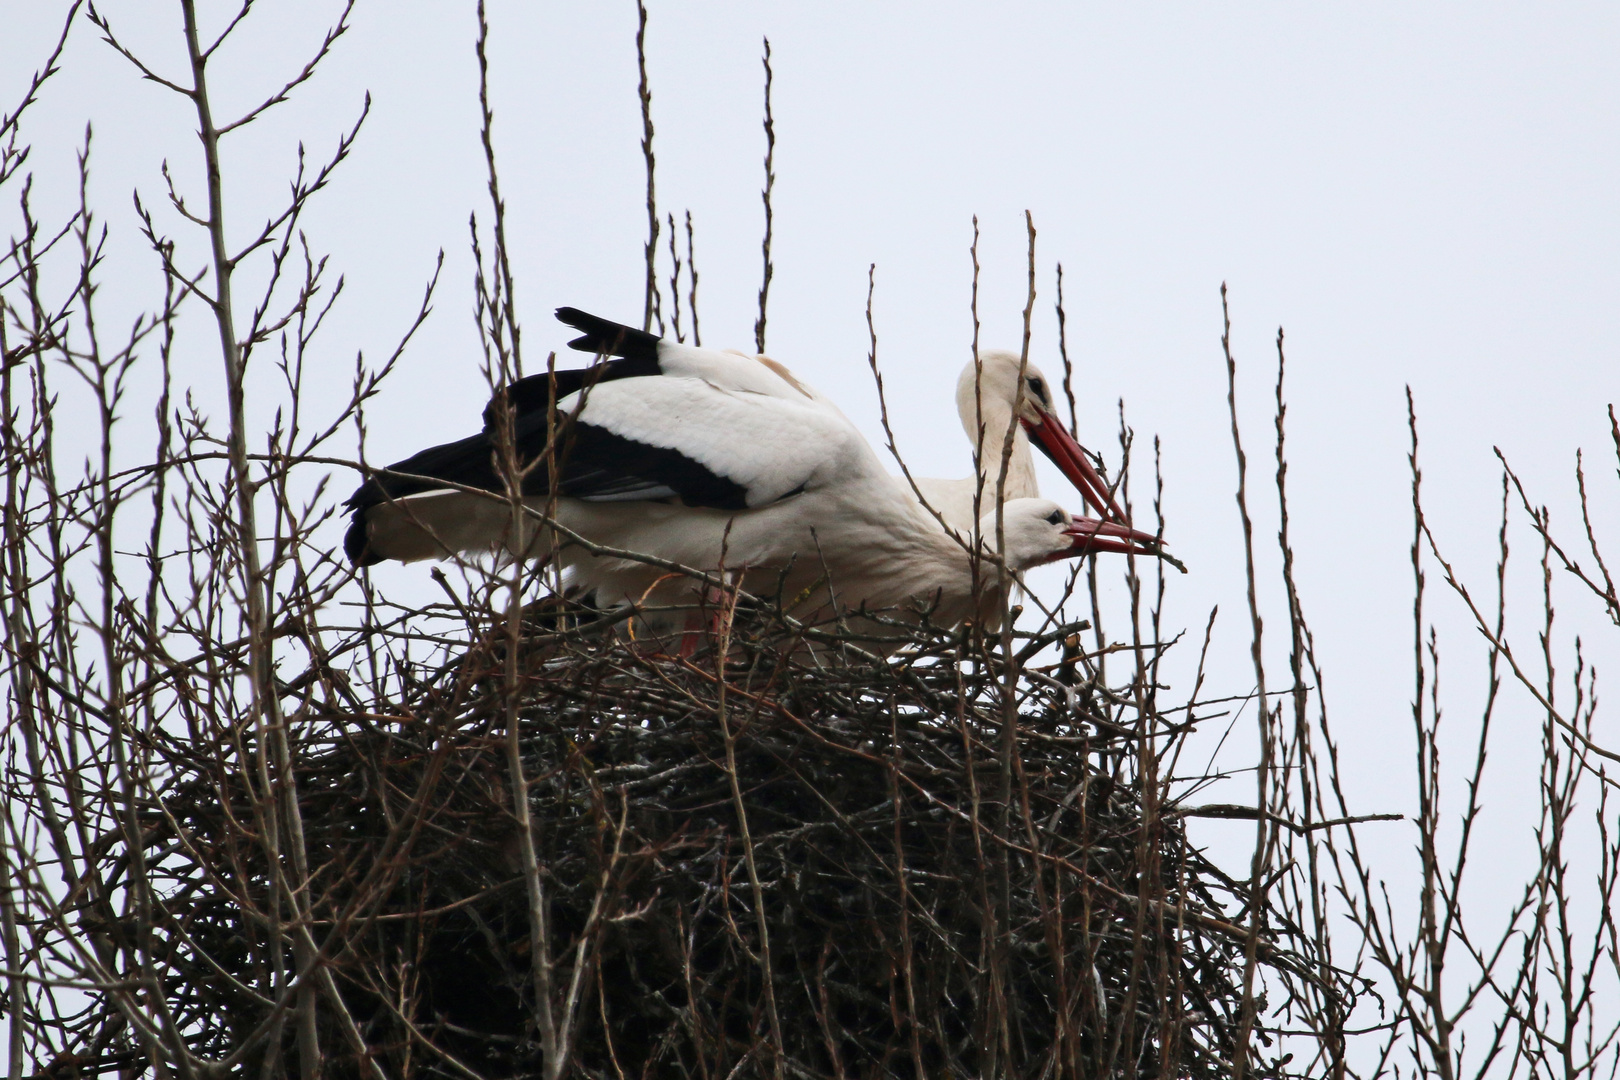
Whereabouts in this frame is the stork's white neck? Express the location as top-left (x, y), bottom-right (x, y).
top-left (958, 390), bottom-right (1040, 504)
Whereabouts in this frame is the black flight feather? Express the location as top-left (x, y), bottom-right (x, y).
top-left (479, 308), bottom-right (665, 429)
top-left (345, 421), bottom-right (747, 566)
top-left (555, 307), bottom-right (661, 362)
top-left (345, 307), bottom-right (743, 566)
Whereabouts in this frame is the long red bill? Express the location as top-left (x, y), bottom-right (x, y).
top-left (1061, 517), bottom-right (1187, 573)
top-left (1022, 410), bottom-right (1128, 524)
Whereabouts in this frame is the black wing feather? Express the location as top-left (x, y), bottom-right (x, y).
top-left (479, 308), bottom-right (665, 429)
top-left (344, 432), bottom-right (502, 564)
top-left (346, 307), bottom-right (713, 566)
top-left (554, 306), bottom-right (661, 361)
top-left (549, 422), bottom-right (747, 509)
top-left (482, 368), bottom-right (595, 432)
top-left (344, 421), bottom-right (747, 565)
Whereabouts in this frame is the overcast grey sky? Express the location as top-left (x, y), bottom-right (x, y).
top-left (7, 1), bottom-right (1619, 933)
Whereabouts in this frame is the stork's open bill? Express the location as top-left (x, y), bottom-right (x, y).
top-left (343, 308), bottom-right (1180, 643)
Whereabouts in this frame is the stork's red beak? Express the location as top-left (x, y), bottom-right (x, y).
top-left (1059, 516), bottom-right (1187, 572)
top-left (1022, 409), bottom-right (1127, 523)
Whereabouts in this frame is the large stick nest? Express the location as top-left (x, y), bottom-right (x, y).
top-left (73, 604), bottom-right (1339, 1079)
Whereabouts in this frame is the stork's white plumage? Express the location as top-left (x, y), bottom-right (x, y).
top-left (910, 351), bottom-right (1127, 531)
top-left (553, 494), bottom-right (1156, 636)
top-left (344, 309), bottom-right (1169, 633)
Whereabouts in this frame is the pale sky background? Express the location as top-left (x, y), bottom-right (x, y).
top-left (7, 0), bottom-right (1620, 1023)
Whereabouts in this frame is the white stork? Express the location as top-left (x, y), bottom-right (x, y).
top-left (344, 309), bottom-right (1169, 632)
top-left (911, 352), bottom-right (1127, 530)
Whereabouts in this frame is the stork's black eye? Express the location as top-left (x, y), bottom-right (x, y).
top-left (1045, 509), bottom-right (1064, 526)
top-left (1026, 376), bottom-right (1046, 402)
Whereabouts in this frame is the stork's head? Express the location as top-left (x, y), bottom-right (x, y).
top-left (954, 350), bottom-right (1059, 433)
top-left (991, 499), bottom-right (1178, 573)
top-left (956, 353), bottom-right (1129, 525)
